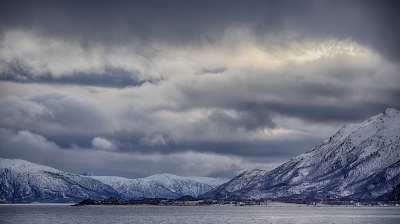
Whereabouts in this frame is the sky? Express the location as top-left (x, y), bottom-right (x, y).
top-left (0, 0), bottom-right (399, 178)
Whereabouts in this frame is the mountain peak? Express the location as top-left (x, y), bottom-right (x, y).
top-left (0, 158), bottom-right (230, 202)
top-left (384, 107), bottom-right (399, 115)
top-left (82, 172), bottom-right (95, 176)
top-left (204, 109), bottom-right (400, 200)
top-left (0, 158), bottom-right (119, 203)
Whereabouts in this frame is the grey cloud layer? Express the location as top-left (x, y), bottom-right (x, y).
top-left (1, 0), bottom-right (399, 178)
top-left (1, 51), bottom-right (398, 154)
top-left (1, 0), bottom-right (399, 61)
top-left (0, 128), bottom-right (282, 178)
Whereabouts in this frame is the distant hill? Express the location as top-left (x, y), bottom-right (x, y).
top-left (0, 158), bottom-right (119, 203)
top-left (91, 173), bottom-right (229, 200)
top-left (202, 108), bottom-right (400, 201)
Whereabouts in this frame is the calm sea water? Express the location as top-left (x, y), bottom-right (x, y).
top-left (1, 204), bottom-right (399, 224)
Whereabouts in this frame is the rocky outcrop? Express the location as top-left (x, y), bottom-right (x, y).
top-left (388, 183), bottom-right (400, 201)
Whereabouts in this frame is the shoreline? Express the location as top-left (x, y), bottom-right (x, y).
top-left (3, 202), bottom-right (399, 207)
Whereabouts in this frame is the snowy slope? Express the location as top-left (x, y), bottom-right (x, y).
top-left (204, 108), bottom-right (400, 200)
top-left (0, 158), bottom-right (120, 203)
top-left (145, 173), bottom-right (229, 197)
top-left (0, 158), bottom-right (229, 202)
top-left (91, 173), bottom-right (229, 200)
top-left (89, 175), bottom-right (178, 200)
top-left (204, 169), bottom-right (268, 199)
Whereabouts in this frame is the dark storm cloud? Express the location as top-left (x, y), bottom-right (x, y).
top-left (229, 83), bottom-right (400, 125)
top-left (207, 109), bottom-right (276, 131)
top-left (0, 89), bottom-right (316, 158)
top-left (1, 0), bottom-right (399, 61)
top-left (0, 91), bottom-right (115, 138)
top-left (183, 138), bottom-right (321, 158)
top-left (0, 66), bottom-right (144, 88)
top-left (102, 135), bottom-right (316, 158)
top-left (170, 60), bottom-right (400, 126)
top-left (0, 128), bottom-right (273, 178)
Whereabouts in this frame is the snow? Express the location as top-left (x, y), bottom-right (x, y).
top-left (0, 158), bottom-right (119, 203)
top-left (91, 173), bottom-right (229, 199)
top-left (0, 157), bottom-right (230, 202)
top-left (207, 108), bottom-right (400, 200)
top-left (0, 158), bottom-right (59, 173)
top-left (146, 173), bottom-right (228, 187)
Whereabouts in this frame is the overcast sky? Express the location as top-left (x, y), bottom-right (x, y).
top-left (0, 0), bottom-right (399, 178)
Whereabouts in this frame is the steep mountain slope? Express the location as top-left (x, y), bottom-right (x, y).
top-left (90, 173), bottom-right (229, 200)
top-left (0, 158), bottom-right (120, 203)
top-left (203, 108), bottom-right (400, 200)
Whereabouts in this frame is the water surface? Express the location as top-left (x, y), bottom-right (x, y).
top-left (1, 204), bottom-right (399, 224)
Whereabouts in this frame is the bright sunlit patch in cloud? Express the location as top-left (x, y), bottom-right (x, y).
top-left (236, 45), bottom-right (284, 68)
top-left (240, 39), bottom-right (372, 68)
top-left (262, 128), bottom-right (292, 137)
top-left (289, 39), bottom-right (371, 63)
top-left (304, 51), bottom-right (323, 61)
top-left (187, 33), bottom-right (373, 70)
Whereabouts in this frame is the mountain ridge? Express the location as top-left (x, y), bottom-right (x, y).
top-left (0, 158), bottom-right (120, 203)
top-left (91, 173), bottom-right (228, 200)
top-left (202, 108), bottom-right (400, 201)
top-left (0, 158), bottom-right (229, 203)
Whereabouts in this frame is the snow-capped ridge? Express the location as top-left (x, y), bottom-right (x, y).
top-left (204, 108), bottom-right (400, 200)
top-left (384, 107), bottom-right (398, 115)
top-left (0, 158), bottom-right (119, 203)
top-left (91, 172), bottom-right (229, 199)
top-left (0, 158), bottom-right (60, 173)
top-left (0, 158), bottom-right (229, 202)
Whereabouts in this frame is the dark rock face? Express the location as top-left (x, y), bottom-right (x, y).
top-left (76, 199), bottom-right (99, 206)
top-left (74, 197), bottom-right (126, 206)
top-left (388, 183), bottom-right (400, 201)
top-left (176, 195), bottom-right (197, 201)
top-left (103, 197), bottom-right (123, 204)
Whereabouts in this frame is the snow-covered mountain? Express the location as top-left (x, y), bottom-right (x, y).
top-left (91, 174), bottom-right (229, 200)
top-left (0, 158), bottom-right (119, 203)
top-left (0, 158), bottom-right (229, 203)
top-left (203, 108), bottom-right (400, 200)
top-left (146, 173), bottom-right (229, 197)
top-left (88, 175), bottom-right (178, 200)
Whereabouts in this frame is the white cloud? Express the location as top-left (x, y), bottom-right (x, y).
top-left (0, 30), bottom-right (106, 77)
top-left (92, 137), bottom-right (116, 150)
top-left (0, 30), bottom-right (155, 81)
